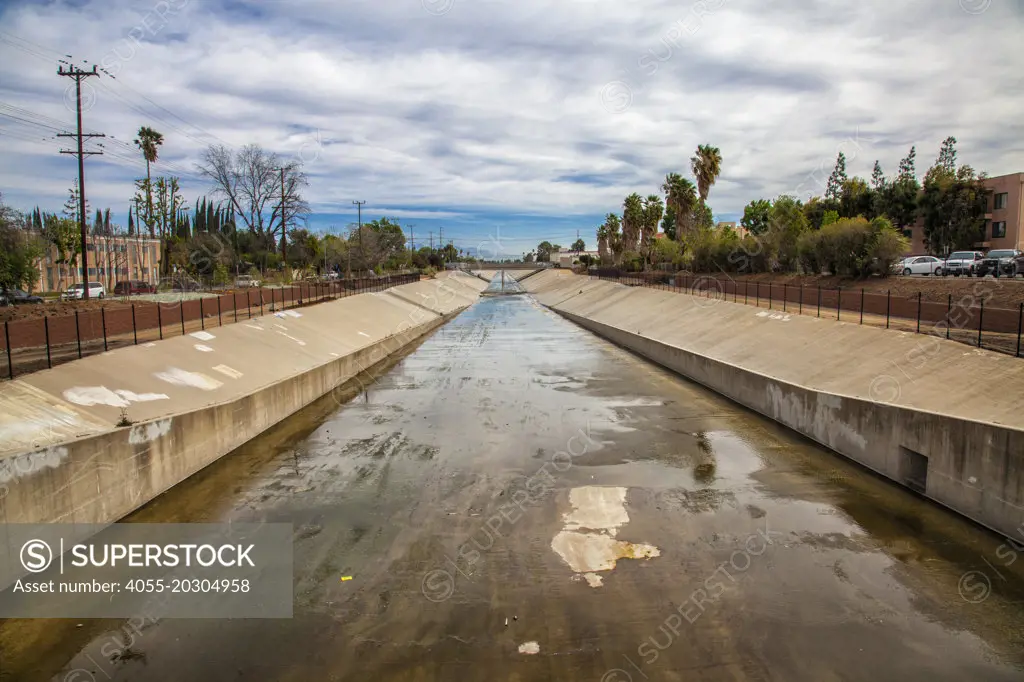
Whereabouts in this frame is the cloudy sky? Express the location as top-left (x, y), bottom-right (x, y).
top-left (1, 0), bottom-right (1022, 257)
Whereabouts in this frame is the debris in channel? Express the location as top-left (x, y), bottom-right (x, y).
top-left (518, 641), bottom-right (540, 655)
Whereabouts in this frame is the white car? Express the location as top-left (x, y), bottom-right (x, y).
top-left (61, 281), bottom-right (106, 300)
top-left (234, 275), bottom-right (260, 288)
top-left (900, 256), bottom-right (944, 276)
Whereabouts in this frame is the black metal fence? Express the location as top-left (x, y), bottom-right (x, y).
top-left (590, 268), bottom-right (1024, 358)
top-left (1, 274), bottom-right (419, 379)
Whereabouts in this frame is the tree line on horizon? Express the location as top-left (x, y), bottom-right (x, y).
top-left (591, 136), bottom-right (991, 278)
top-left (2, 126), bottom-right (480, 293)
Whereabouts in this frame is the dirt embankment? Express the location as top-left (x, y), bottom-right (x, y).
top-left (710, 273), bottom-right (1024, 310)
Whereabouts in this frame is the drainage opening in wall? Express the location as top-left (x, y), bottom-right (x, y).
top-left (900, 446), bottom-right (929, 494)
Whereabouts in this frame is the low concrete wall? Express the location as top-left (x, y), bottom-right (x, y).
top-left (0, 272), bottom-right (485, 527)
top-left (524, 270), bottom-right (1024, 539)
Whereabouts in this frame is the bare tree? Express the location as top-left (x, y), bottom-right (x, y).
top-left (196, 144), bottom-right (309, 244)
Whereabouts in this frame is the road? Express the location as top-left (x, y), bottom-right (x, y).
top-left (2, 293), bottom-right (1024, 681)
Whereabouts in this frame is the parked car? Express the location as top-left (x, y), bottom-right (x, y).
top-left (61, 282), bottom-right (105, 300)
top-left (171, 276), bottom-right (202, 292)
top-left (0, 288), bottom-right (44, 306)
top-left (234, 274), bottom-right (260, 288)
top-left (975, 249), bottom-right (1024, 278)
top-left (113, 280), bottom-right (155, 296)
top-left (900, 256), bottom-right (944, 276)
top-left (942, 251), bottom-right (985, 277)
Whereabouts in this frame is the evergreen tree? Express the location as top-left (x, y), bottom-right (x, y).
top-left (936, 136), bottom-right (957, 172)
top-left (897, 146), bottom-right (917, 183)
top-left (871, 161), bottom-right (886, 190)
top-left (825, 152), bottom-right (847, 200)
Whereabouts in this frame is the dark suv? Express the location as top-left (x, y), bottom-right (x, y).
top-left (113, 280), bottom-right (155, 295)
top-left (976, 249), bottom-right (1024, 277)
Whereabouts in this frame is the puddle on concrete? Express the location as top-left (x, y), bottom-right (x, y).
top-left (551, 486), bottom-right (660, 584)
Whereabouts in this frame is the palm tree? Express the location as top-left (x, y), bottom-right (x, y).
top-left (134, 126), bottom-right (164, 238)
top-left (603, 213), bottom-right (622, 265)
top-left (596, 223), bottom-right (609, 263)
top-left (641, 194), bottom-right (663, 266)
top-left (622, 193), bottom-right (644, 254)
top-left (691, 144), bottom-right (723, 207)
top-left (662, 173), bottom-right (698, 239)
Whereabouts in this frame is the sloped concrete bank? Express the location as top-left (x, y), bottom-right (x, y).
top-left (0, 272), bottom-right (486, 528)
top-left (524, 270), bottom-right (1024, 539)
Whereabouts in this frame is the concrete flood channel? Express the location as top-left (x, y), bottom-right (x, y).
top-left (4, 273), bottom-right (1024, 680)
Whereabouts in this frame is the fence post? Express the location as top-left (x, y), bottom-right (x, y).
top-left (978, 299), bottom-right (984, 348)
top-left (817, 287), bottom-right (821, 318)
top-left (179, 302), bottom-right (185, 336)
top-left (916, 292), bottom-right (922, 334)
top-left (744, 281), bottom-right (748, 305)
top-left (200, 298), bottom-right (205, 330)
top-left (4, 321), bottom-right (12, 379)
top-left (217, 296), bottom-right (222, 326)
top-left (260, 290), bottom-right (264, 316)
top-left (75, 310), bottom-right (83, 358)
top-left (42, 316), bottom-right (52, 368)
top-left (837, 288), bottom-right (841, 321)
top-left (233, 294), bottom-right (238, 323)
top-left (947, 294), bottom-right (952, 340)
top-left (756, 282), bottom-right (760, 307)
top-left (799, 285), bottom-right (803, 314)
top-left (783, 283), bottom-right (787, 312)
top-left (158, 304), bottom-right (163, 340)
top-left (1017, 303), bottom-right (1022, 357)
top-left (886, 290), bottom-right (891, 329)
top-left (102, 307), bottom-right (108, 351)
top-left (860, 288), bottom-right (864, 325)
top-left (132, 304), bottom-right (138, 344)
top-left (247, 291), bottom-right (252, 318)
top-left (768, 283), bottom-right (772, 309)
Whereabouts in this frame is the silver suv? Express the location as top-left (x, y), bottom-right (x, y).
top-left (942, 251), bottom-right (984, 277)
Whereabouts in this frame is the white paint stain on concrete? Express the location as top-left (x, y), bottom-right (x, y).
top-left (244, 324), bottom-right (263, 331)
top-left (190, 331), bottom-right (216, 341)
top-left (63, 387), bottom-right (169, 408)
top-left (276, 331), bottom-right (306, 346)
top-left (154, 368), bottom-right (223, 391)
top-left (194, 344), bottom-right (214, 352)
top-left (283, 310), bottom-right (302, 318)
top-left (550, 486), bottom-right (660, 586)
top-left (358, 331), bottom-right (371, 338)
top-left (766, 384), bottom-right (867, 452)
top-left (143, 343), bottom-right (157, 348)
top-left (274, 323), bottom-right (288, 330)
top-left (562, 486), bottom-right (629, 536)
top-left (0, 446), bottom-right (69, 484)
top-left (128, 418), bottom-right (172, 445)
top-left (518, 642), bottom-right (540, 655)
top-left (212, 365), bottom-right (244, 379)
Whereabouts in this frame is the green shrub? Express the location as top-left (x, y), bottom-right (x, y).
top-left (797, 216), bottom-right (907, 277)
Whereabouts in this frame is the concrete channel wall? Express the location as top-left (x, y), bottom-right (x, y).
top-left (0, 272), bottom-right (486, 527)
top-left (524, 270), bottom-right (1024, 539)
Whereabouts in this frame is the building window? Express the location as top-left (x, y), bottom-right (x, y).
top-left (994, 192), bottom-right (1009, 210)
top-left (993, 221), bottom-right (1007, 238)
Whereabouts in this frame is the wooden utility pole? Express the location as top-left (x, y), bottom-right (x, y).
top-left (57, 63), bottom-right (103, 298)
top-left (352, 200), bottom-right (366, 272)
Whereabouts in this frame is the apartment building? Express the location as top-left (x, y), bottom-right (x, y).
top-left (32, 234), bottom-right (163, 293)
top-left (906, 171), bottom-right (1024, 254)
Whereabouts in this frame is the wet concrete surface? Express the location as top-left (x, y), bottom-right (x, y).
top-left (4, 294), bottom-right (1024, 681)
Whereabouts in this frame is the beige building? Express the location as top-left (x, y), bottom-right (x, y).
top-left (33, 234), bottom-right (162, 293)
top-left (907, 172), bottom-right (1024, 254)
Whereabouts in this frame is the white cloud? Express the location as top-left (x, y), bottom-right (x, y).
top-left (1, 0), bottom-right (1022, 253)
